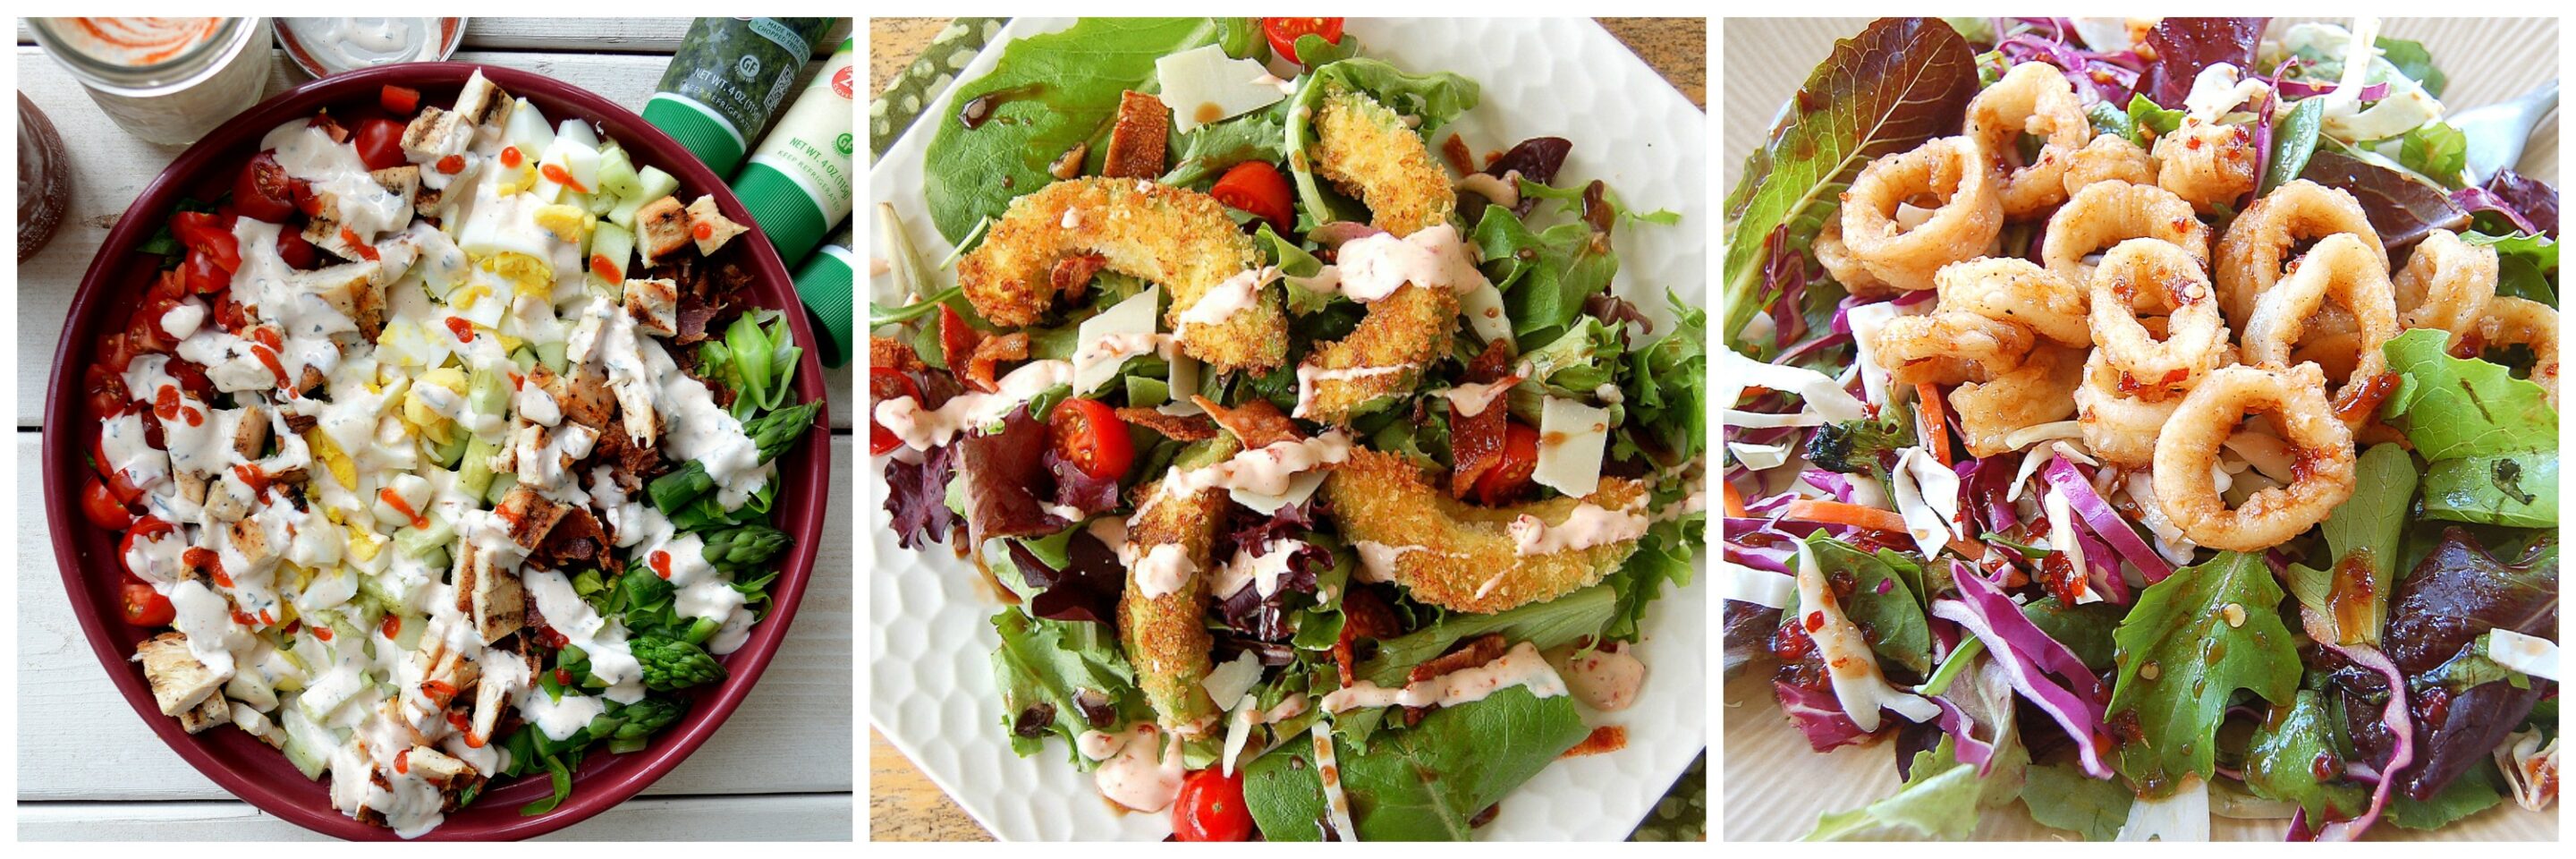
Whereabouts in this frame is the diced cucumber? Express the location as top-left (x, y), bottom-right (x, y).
top-left (391, 611), bottom-right (427, 651)
top-left (279, 702), bottom-right (336, 780)
top-left (510, 345), bottom-right (539, 373)
top-left (596, 146), bottom-right (640, 198)
top-left (458, 437), bottom-right (502, 498)
top-left (632, 166), bottom-right (679, 204)
top-left (226, 670), bottom-right (278, 712)
top-left (392, 515), bottom-right (456, 559)
top-left (536, 339), bottom-right (569, 374)
top-left (485, 472), bottom-right (520, 505)
top-left (589, 222), bottom-right (633, 285)
top-left (466, 368), bottom-right (511, 416)
top-left (429, 430), bottom-right (469, 468)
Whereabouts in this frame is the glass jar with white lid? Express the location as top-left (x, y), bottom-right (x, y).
top-left (28, 17), bottom-right (275, 146)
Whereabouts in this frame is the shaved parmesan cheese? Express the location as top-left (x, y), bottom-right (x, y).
top-left (2117, 774), bottom-right (2210, 841)
top-left (1794, 540), bottom-right (1938, 732)
top-left (1721, 559), bottom-right (1796, 609)
top-left (2487, 630), bottom-right (2559, 681)
top-left (1201, 651), bottom-right (1263, 706)
top-left (1889, 447), bottom-right (1960, 559)
top-left (1220, 693), bottom-right (1258, 776)
top-left (1727, 441), bottom-right (1792, 471)
top-left (1156, 46), bottom-right (1290, 133)
top-left (1311, 720), bottom-right (1359, 841)
top-left (1534, 396), bottom-right (1611, 496)
top-left (1231, 469), bottom-right (1325, 515)
top-left (1157, 353), bottom-right (1204, 416)
top-left (1074, 285), bottom-right (1161, 394)
top-left (1716, 347), bottom-right (1867, 423)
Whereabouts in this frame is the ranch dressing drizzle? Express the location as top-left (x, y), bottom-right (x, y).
top-left (1154, 430), bottom-right (1352, 500)
top-left (1319, 641), bottom-right (1568, 711)
top-left (1176, 266), bottom-right (1279, 327)
top-left (1507, 498), bottom-right (1650, 555)
top-left (1323, 223), bottom-right (1489, 301)
top-left (873, 359), bottom-right (1075, 450)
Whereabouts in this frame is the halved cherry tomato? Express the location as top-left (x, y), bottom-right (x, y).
top-left (233, 151), bottom-right (299, 222)
top-left (81, 474), bottom-right (134, 530)
top-left (275, 226), bottom-right (318, 269)
top-left (1048, 398), bottom-right (1134, 481)
top-left (121, 583), bottom-right (175, 626)
top-left (1173, 766), bottom-right (1255, 841)
top-left (117, 517), bottom-right (174, 583)
top-left (379, 84), bottom-right (420, 115)
top-left (1264, 17), bottom-right (1345, 65)
top-left (172, 211), bottom-right (241, 272)
top-left (1209, 160), bottom-right (1294, 233)
top-left (180, 251), bottom-right (227, 295)
top-left (292, 177), bottom-right (324, 217)
top-left (1471, 421), bottom-right (1540, 506)
top-left (869, 367), bottom-right (925, 455)
top-left (352, 117), bottom-right (408, 171)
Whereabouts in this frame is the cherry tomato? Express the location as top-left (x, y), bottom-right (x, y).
top-left (1047, 398), bottom-right (1135, 481)
top-left (233, 151), bottom-right (299, 222)
top-left (292, 177), bottom-right (324, 217)
top-left (868, 367), bottom-right (925, 455)
top-left (352, 117), bottom-right (408, 171)
top-left (1471, 421), bottom-right (1540, 506)
top-left (379, 84), bottom-right (421, 115)
top-left (1172, 767), bottom-right (1255, 841)
top-left (275, 225), bottom-right (318, 269)
top-left (121, 583), bottom-right (176, 626)
top-left (180, 250), bottom-right (228, 295)
top-left (1264, 17), bottom-right (1346, 65)
top-left (1209, 160), bottom-right (1294, 233)
top-left (81, 474), bottom-right (134, 531)
top-left (117, 517), bottom-right (174, 575)
top-left (936, 303), bottom-right (980, 371)
top-left (171, 211), bottom-right (241, 272)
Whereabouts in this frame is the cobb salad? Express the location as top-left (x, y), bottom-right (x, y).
top-left (871, 17), bottom-right (1707, 840)
top-left (76, 68), bottom-right (821, 837)
top-left (1723, 17), bottom-right (2559, 840)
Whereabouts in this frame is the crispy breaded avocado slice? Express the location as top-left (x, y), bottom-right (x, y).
top-left (1292, 284), bottom-right (1456, 424)
top-left (955, 177), bottom-right (1284, 371)
top-left (1116, 438), bottom-right (1240, 736)
top-left (1314, 86), bottom-right (1456, 236)
top-left (1323, 448), bottom-right (1648, 615)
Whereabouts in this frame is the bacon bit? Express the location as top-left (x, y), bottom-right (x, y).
top-left (2332, 372), bottom-right (2402, 424)
top-left (963, 332), bottom-right (1031, 394)
top-left (1112, 406), bottom-right (1216, 441)
top-left (499, 146), bottom-right (523, 168)
top-left (532, 625), bottom-right (569, 650)
top-left (649, 550), bottom-right (674, 579)
top-left (1561, 725), bottom-right (1628, 758)
top-left (1407, 634), bottom-right (1509, 684)
top-left (436, 154), bottom-right (465, 174)
top-left (1194, 395), bottom-right (1305, 448)
top-left (1440, 132), bottom-right (1476, 176)
top-left (444, 317), bottom-right (475, 343)
top-left (1914, 380), bottom-right (1953, 466)
top-left (589, 253), bottom-right (621, 281)
top-left (378, 488), bottom-right (428, 529)
top-left (1449, 337), bottom-right (1517, 498)
top-left (1335, 587), bottom-right (1402, 687)
top-left (1048, 253), bottom-right (1110, 302)
top-left (869, 336), bottom-right (925, 373)
top-left (540, 163), bottom-right (589, 193)
top-left (380, 615), bottom-right (402, 639)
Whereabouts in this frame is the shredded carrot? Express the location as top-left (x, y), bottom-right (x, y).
top-left (1782, 499), bottom-right (1911, 534)
top-left (1723, 482), bottom-right (1750, 518)
top-left (1914, 380), bottom-right (1952, 467)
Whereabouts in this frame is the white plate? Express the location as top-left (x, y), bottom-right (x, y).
top-left (1721, 16), bottom-right (2558, 842)
top-left (868, 17), bottom-right (1708, 841)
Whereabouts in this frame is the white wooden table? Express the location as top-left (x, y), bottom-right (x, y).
top-left (15, 17), bottom-right (855, 841)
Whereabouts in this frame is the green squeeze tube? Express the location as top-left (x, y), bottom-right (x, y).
top-left (643, 17), bottom-right (835, 175)
top-left (792, 224), bottom-right (856, 368)
top-left (731, 37), bottom-right (853, 267)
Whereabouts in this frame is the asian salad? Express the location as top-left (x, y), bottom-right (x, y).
top-left (78, 69), bottom-right (819, 837)
top-left (1723, 18), bottom-right (2559, 840)
top-left (872, 18), bottom-right (1706, 840)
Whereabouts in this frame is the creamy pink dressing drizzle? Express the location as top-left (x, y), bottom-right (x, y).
top-left (1507, 498), bottom-right (1650, 555)
top-left (1319, 641), bottom-right (1568, 712)
top-left (1433, 378), bottom-right (1516, 417)
top-left (1175, 266), bottom-right (1278, 327)
top-left (1556, 642), bottom-right (1647, 712)
top-left (1079, 723), bottom-right (1185, 812)
top-left (873, 359), bottom-right (1074, 450)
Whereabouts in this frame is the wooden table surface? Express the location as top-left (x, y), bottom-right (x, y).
top-left (865, 16), bottom-right (1705, 841)
top-left (15, 16), bottom-right (856, 841)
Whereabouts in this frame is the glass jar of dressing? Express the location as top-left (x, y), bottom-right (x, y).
top-left (28, 17), bottom-right (275, 146)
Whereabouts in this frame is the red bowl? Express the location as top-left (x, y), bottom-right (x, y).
top-left (40, 63), bottom-right (832, 841)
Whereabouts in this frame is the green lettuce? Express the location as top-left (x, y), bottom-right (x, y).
top-left (2106, 552), bottom-right (2303, 796)
top-left (989, 608), bottom-right (1152, 764)
top-left (2382, 328), bottom-right (2558, 526)
top-left (2020, 762), bottom-right (2134, 841)
top-left (1805, 735), bottom-right (2027, 840)
top-left (2242, 689), bottom-right (2369, 821)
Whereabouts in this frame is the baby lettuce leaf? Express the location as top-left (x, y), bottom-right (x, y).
top-left (2397, 122), bottom-right (2469, 183)
top-left (2243, 689), bottom-right (2370, 821)
top-left (2462, 230), bottom-right (2558, 303)
top-left (989, 608), bottom-right (1153, 762)
top-left (1471, 203), bottom-right (1620, 348)
top-left (1241, 686), bottom-right (1586, 841)
top-left (2373, 36), bottom-right (2449, 98)
top-left (1721, 17), bottom-right (1978, 346)
top-left (924, 18), bottom-right (1227, 242)
top-left (2370, 528), bottom-right (2557, 800)
top-left (2300, 148), bottom-right (2470, 249)
top-left (1160, 97), bottom-right (1292, 189)
top-left (2020, 761), bottom-right (2135, 841)
top-left (2384, 761), bottom-right (2505, 829)
top-left (1332, 583), bottom-right (1614, 744)
top-left (2018, 597), bottom-right (2125, 673)
top-left (2284, 443), bottom-right (2415, 645)
top-left (2106, 552), bottom-right (2303, 796)
top-left (2383, 328), bottom-right (2558, 460)
top-left (1805, 735), bottom-right (2027, 840)
top-left (1806, 537), bottom-right (1934, 676)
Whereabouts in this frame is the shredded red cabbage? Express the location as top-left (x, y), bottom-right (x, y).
top-left (1929, 654), bottom-right (2017, 775)
top-left (1775, 680), bottom-right (1874, 752)
top-left (2290, 642), bottom-right (2412, 841)
top-left (2042, 456), bottom-right (2176, 583)
top-left (2483, 170), bottom-right (2559, 237)
top-left (2451, 185), bottom-right (2546, 236)
top-left (1936, 562), bottom-right (2115, 778)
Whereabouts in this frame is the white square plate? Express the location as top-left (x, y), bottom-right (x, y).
top-left (869, 16), bottom-right (1708, 840)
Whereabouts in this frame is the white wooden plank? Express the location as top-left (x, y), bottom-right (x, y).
top-left (15, 19), bottom-right (850, 57)
top-left (16, 794), bottom-right (852, 840)
top-left (15, 47), bottom-right (852, 429)
top-left (15, 434), bottom-right (854, 801)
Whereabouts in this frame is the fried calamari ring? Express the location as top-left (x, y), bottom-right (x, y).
top-left (2215, 179), bottom-right (2386, 332)
top-left (2476, 296), bottom-right (2561, 404)
top-left (1952, 343), bottom-right (2084, 457)
top-left (1815, 217), bottom-right (1902, 298)
top-left (2075, 346), bottom-right (2186, 468)
top-left (2152, 363), bottom-right (2355, 552)
top-left (1966, 62), bottom-right (2092, 217)
top-left (2241, 233), bottom-right (2399, 419)
top-left (1839, 136), bottom-right (2005, 292)
top-left (2060, 133), bottom-right (2159, 197)
top-left (2040, 180), bottom-right (2208, 288)
top-left (2089, 239), bottom-right (2229, 401)
top-left (2393, 229), bottom-right (2500, 336)
top-left (1871, 310), bottom-right (2035, 387)
top-left (2151, 118), bottom-right (2258, 212)
top-left (1935, 257), bottom-right (2089, 345)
